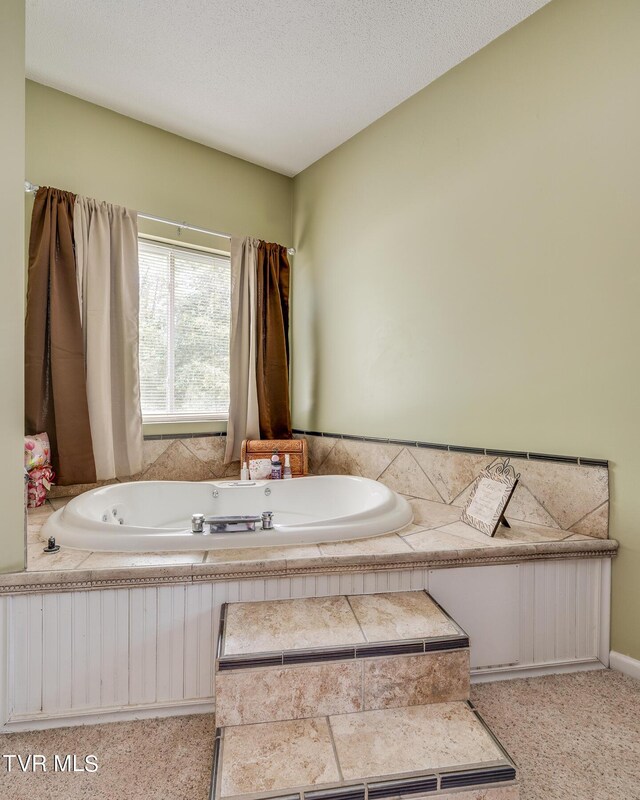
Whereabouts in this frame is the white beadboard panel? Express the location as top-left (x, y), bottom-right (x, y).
top-left (156, 586), bottom-right (186, 704)
top-left (71, 591), bottom-right (102, 710)
top-left (99, 589), bottom-right (129, 708)
top-left (520, 559), bottom-right (600, 669)
top-left (3, 561), bottom-right (609, 728)
top-left (9, 593), bottom-right (43, 716)
top-left (129, 587), bottom-right (158, 705)
top-left (184, 583), bottom-right (216, 700)
top-left (42, 593), bottom-right (74, 713)
top-left (428, 565), bottom-right (520, 669)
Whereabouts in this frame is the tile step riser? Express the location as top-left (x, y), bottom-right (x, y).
top-left (215, 649), bottom-right (470, 727)
top-left (215, 779), bottom-right (519, 800)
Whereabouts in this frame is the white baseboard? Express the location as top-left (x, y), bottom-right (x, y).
top-left (1, 699), bottom-right (215, 733)
top-left (471, 658), bottom-right (606, 683)
top-left (610, 650), bottom-right (640, 680)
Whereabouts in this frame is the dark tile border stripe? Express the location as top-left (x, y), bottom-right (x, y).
top-left (208, 728), bottom-right (222, 800)
top-left (217, 633), bottom-right (470, 670)
top-left (216, 591), bottom-right (471, 671)
top-left (440, 765), bottom-right (516, 789)
top-left (144, 431), bottom-right (225, 441)
top-left (292, 429), bottom-right (608, 468)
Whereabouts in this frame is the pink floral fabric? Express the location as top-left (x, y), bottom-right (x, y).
top-left (25, 433), bottom-right (55, 507)
top-left (24, 433), bottom-right (51, 471)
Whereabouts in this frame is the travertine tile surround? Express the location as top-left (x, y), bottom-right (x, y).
top-left (17, 497), bottom-right (616, 594)
top-left (219, 716), bottom-right (340, 797)
top-left (47, 435), bottom-right (241, 499)
top-left (215, 650), bottom-right (470, 726)
top-left (223, 596), bottom-right (365, 655)
top-left (215, 592), bottom-right (470, 726)
top-left (47, 433), bottom-right (609, 541)
top-left (307, 435), bottom-right (609, 539)
top-left (347, 591), bottom-right (459, 641)
top-left (216, 703), bottom-right (514, 799)
top-left (221, 592), bottom-right (459, 656)
top-left (329, 702), bottom-right (504, 779)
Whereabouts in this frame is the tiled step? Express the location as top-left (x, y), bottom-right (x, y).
top-left (215, 591), bottom-right (470, 726)
top-left (210, 701), bottom-right (518, 800)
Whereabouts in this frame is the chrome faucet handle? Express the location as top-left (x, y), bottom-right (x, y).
top-left (191, 513), bottom-right (205, 534)
top-left (261, 511), bottom-right (274, 530)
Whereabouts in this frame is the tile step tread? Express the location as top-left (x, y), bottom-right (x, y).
top-left (218, 591), bottom-right (468, 669)
top-left (211, 700), bottom-right (517, 800)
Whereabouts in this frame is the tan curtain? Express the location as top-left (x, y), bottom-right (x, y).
top-left (25, 188), bottom-right (96, 485)
top-left (74, 198), bottom-right (144, 480)
top-left (256, 242), bottom-right (292, 440)
top-left (224, 236), bottom-right (261, 463)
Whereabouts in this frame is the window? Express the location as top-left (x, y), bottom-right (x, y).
top-left (138, 238), bottom-right (230, 422)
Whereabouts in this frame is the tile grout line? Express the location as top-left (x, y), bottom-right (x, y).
top-left (344, 595), bottom-right (370, 644)
top-left (566, 499), bottom-right (608, 534)
top-left (326, 714), bottom-right (345, 783)
top-left (404, 447), bottom-right (447, 504)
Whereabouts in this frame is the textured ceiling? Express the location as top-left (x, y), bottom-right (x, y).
top-left (26, 1), bottom-right (550, 176)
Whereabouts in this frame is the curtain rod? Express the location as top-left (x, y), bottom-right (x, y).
top-left (24, 181), bottom-right (295, 255)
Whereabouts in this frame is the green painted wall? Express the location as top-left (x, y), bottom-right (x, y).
top-left (292, 0), bottom-right (640, 659)
top-left (26, 81), bottom-right (294, 437)
top-left (0, 0), bottom-right (26, 573)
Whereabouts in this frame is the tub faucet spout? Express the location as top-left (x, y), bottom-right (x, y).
top-left (191, 514), bottom-right (205, 533)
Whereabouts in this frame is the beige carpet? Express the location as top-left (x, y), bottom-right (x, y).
top-left (0, 713), bottom-right (216, 799)
top-left (471, 669), bottom-right (640, 800)
top-left (0, 670), bottom-right (637, 799)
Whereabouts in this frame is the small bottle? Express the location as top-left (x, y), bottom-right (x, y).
top-left (240, 461), bottom-right (249, 481)
top-left (270, 449), bottom-right (282, 480)
top-left (283, 453), bottom-right (292, 479)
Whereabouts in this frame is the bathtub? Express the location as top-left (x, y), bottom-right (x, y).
top-left (43, 475), bottom-right (413, 551)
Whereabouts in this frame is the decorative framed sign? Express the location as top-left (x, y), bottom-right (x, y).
top-left (461, 459), bottom-right (520, 537)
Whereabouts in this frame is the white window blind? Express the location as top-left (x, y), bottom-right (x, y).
top-left (138, 238), bottom-right (230, 422)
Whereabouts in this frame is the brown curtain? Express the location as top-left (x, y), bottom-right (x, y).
top-left (25, 188), bottom-right (96, 485)
top-left (256, 241), bottom-right (292, 440)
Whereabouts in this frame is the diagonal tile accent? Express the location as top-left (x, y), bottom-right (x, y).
top-left (410, 449), bottom-right (493, 505)
top-left (502, 483), bottom-right (561, 528)
top-left (406, 497), bottom-right (462, 529)
top-left (183, 436), bottom-right (228, 477)
top-left (306, 436), bottom-right (340, 473)
top-left (141, 440), bottom-right (214, 482)
top-left (378, 449), bottom-right (443, 501)
top-left (569, 501), bottom-right (609, 539)
top-left (317, 439), bottom-right (401, 480)
top-left (510, 459), bottom-right (608, 530)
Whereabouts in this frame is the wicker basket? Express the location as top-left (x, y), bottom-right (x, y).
top-left (240, 439), bottom-right (308, 478)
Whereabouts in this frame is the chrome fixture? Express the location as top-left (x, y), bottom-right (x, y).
top-left (205, 515), bottom-right (261, 533)
top-left (191, 513), bottom-right (205, 533)
top-left (212, 489), bottom-right (219, 498)
top-left (264, 486), bottom-right (271, 497)
top-left (191, 512), bottom-right (276, 533)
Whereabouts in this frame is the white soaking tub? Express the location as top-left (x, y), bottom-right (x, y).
top-left (43, 475), bottom-right (412, 551)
